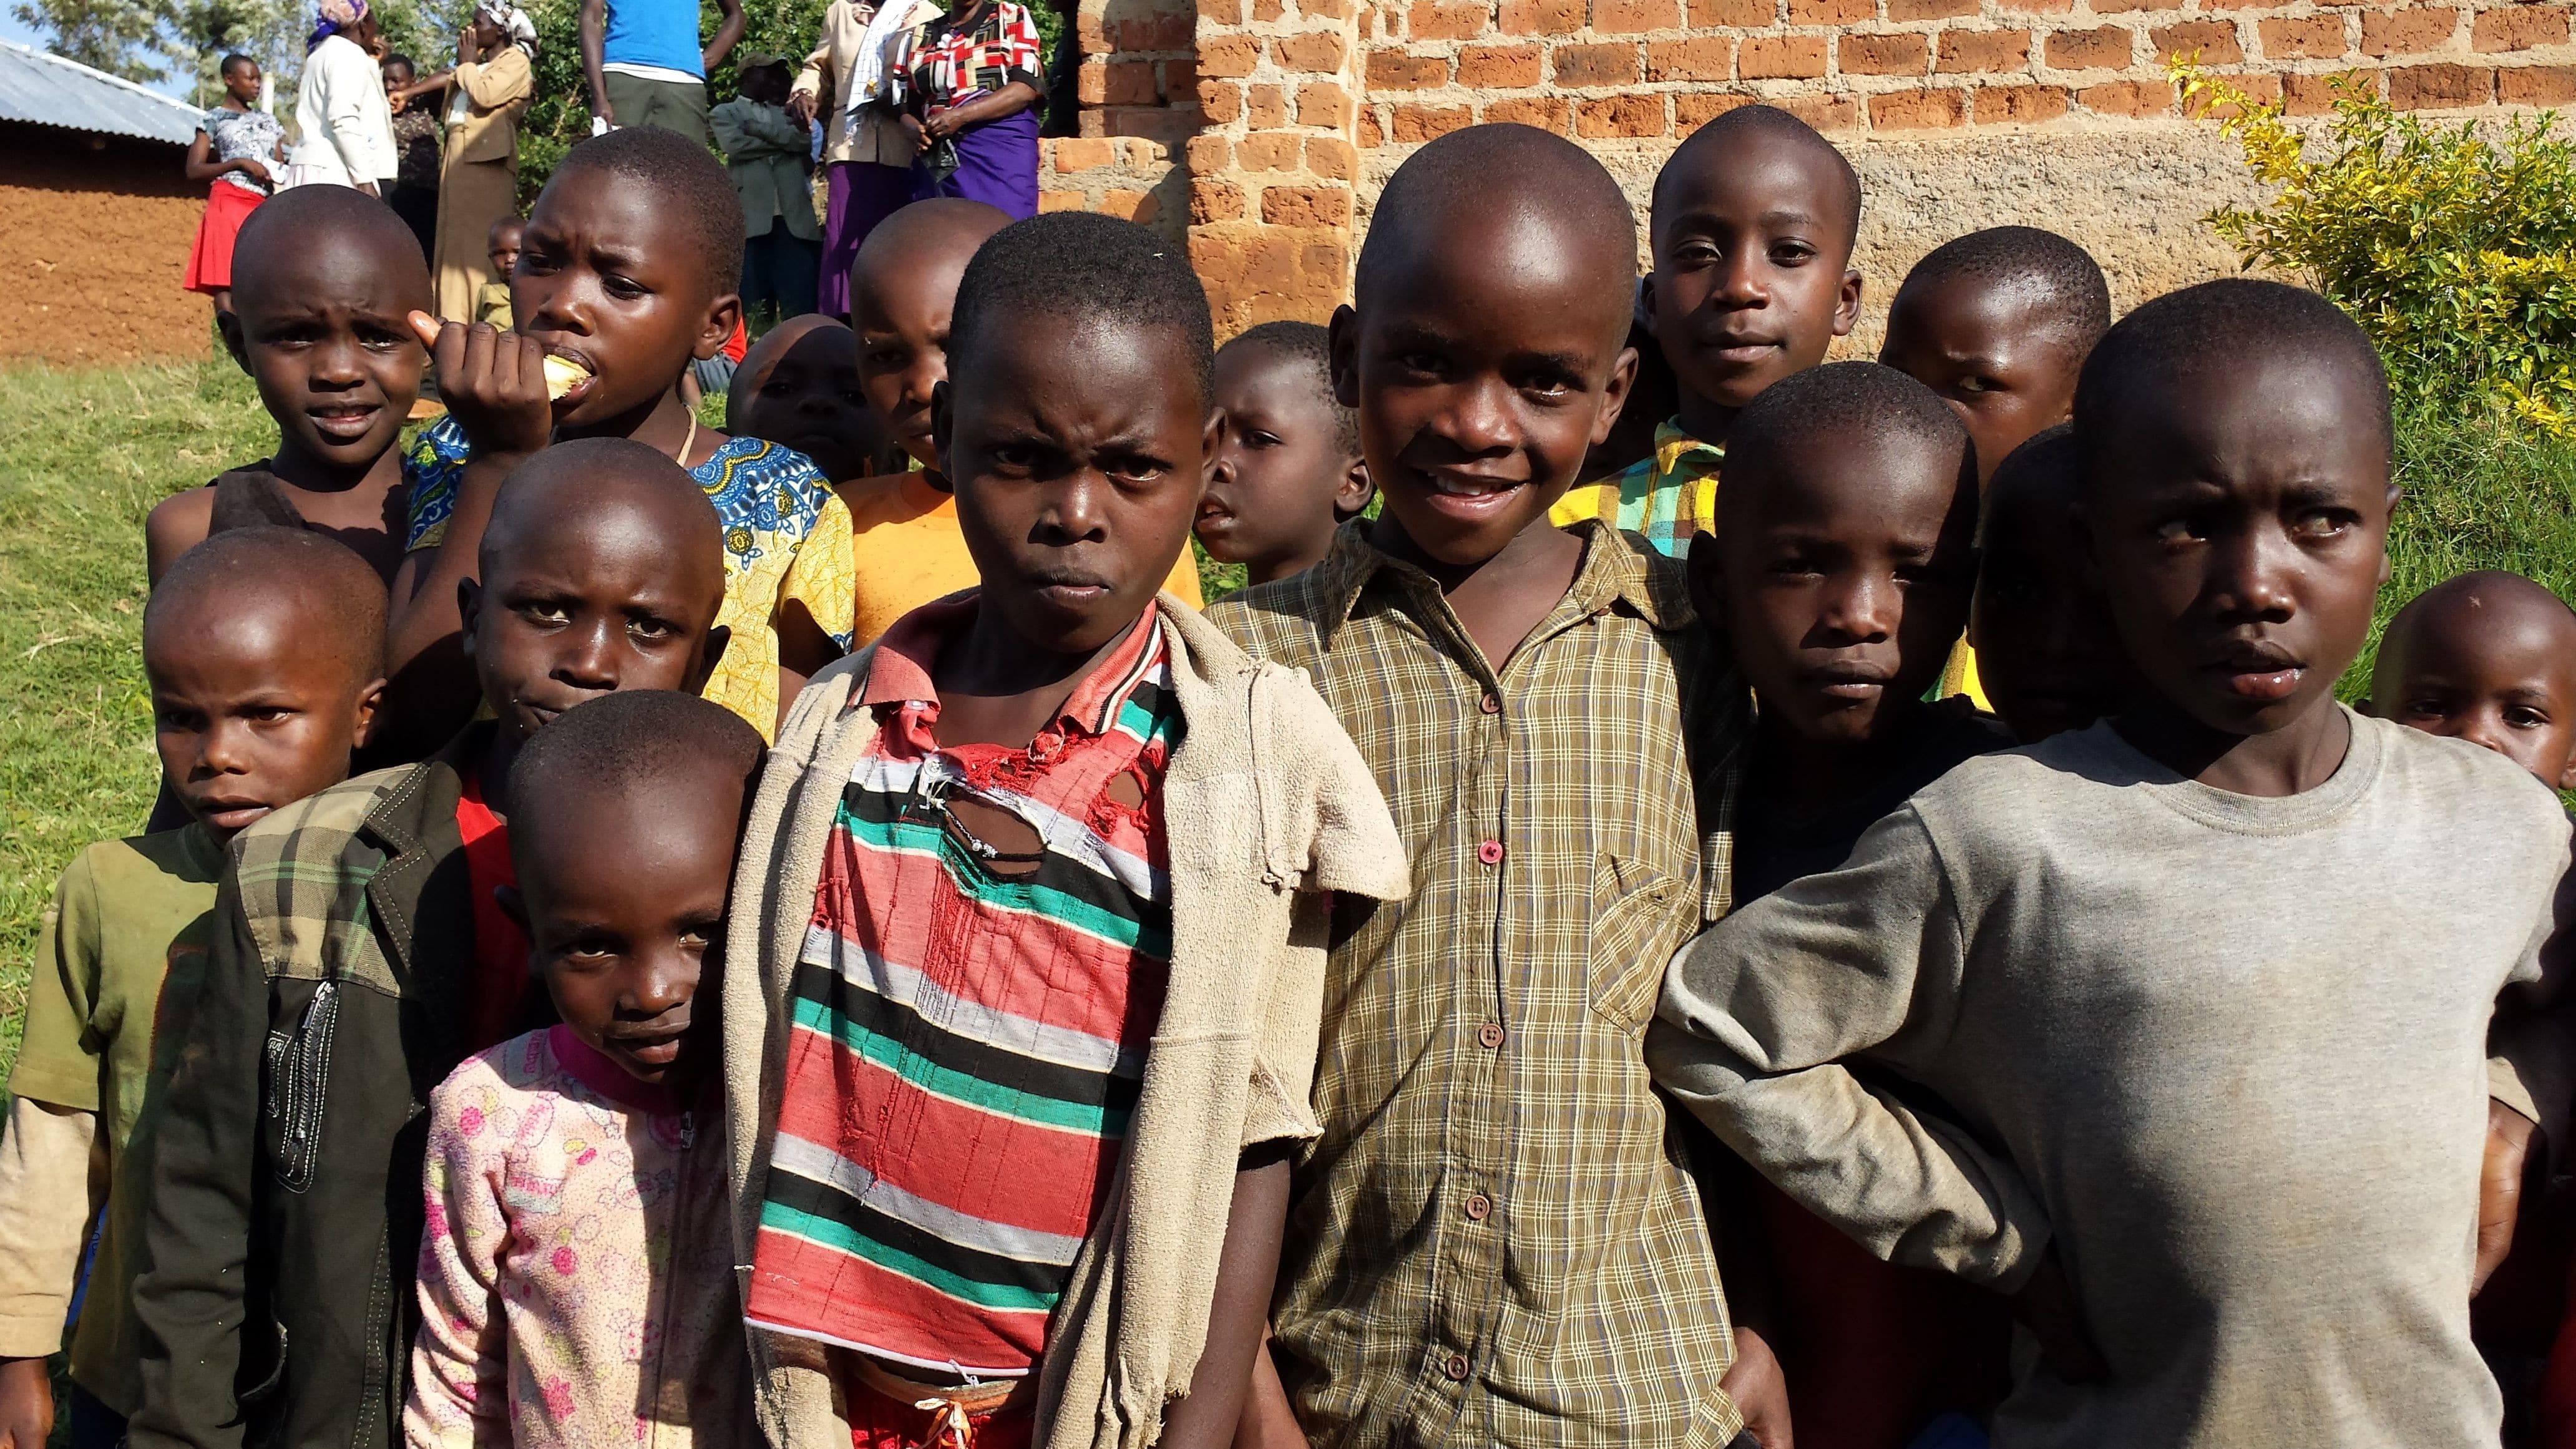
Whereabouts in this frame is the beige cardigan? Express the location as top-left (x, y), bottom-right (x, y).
top-left (723, 595), bottom-right (1408, 1449)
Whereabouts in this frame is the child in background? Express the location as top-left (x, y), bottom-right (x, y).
top-left (1551, 104), bottom-right (1861, 557)
top-left (2367, 572), bottom-right (2576, 791)
top-left (1690, 361), bottom-right (2009, 1449)
top-left (407, 690), bottom-right (763, 1449)
top-left (1195, 321), bottom-right (1371, 587)
top-left (475, 215), bottom-right (522, 329)
top-left (1878, 227), bottom-right (2110, 486)
top-left (1211, 124), bottom-right (1770, 1445)
top-left (1651, 278), bottom-right (2574, 1449)
top-left (1968, 426), bottom-right (2135, 743)
top-left (0, 529), bottom-right (384, 1449)
top-left (149, 185), bottom-right (431, 586)
top-left (132, 441), bottom-right (734, 1449)
top-left (712, 53), bottom-right (822, 327)
top-left (180, 52), bottom-right (281, 316)
top-left (392, 125), bottom-right (853, 749)
top-left (727, 313), bottom-right (887, 484)
top-left (724, 212), bottom-right (1405, 1448)
top-left (380, 52), bottom-right (444, 266)
top-left (841, 197), bottom-right (1201, 645)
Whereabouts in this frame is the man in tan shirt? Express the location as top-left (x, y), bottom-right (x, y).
top-left (789, 0), bottom-right (940, 318)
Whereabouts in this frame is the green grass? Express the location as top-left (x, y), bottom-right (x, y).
top-left (2, 366), bottom-right (2573, 1089)
top-left (0, 361), bottom-right (276, 1087)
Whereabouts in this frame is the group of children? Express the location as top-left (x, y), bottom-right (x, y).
top-left (5, 93), bottom-right (2574, 1449)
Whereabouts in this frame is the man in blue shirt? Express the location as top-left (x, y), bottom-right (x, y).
top-left (580, 0), bottom-right (743, 149)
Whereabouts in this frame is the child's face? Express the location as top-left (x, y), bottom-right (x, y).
top-left (380, 59), bottom-right (412, 93)
top-left (460, 502), bottom-right (729, 743)
top-left (856, 242), bottom-right (978, 472)
top-left (223, 61), bottom-right (260, 105)
top-left (487, 220), bottom-right (524, 280)
top-left (1880, 278), bottom-right (2087, 485)
top-left (730, 318), bottom-right (880, 483)
top-left (937, 313), bottom-right (1215, 655)
top-left (224, 233), bottom-right (429, 476)
top-left (1703, 433), bottom-right (1975, 750)
top-left (1335, 226), bottom-right (1636, 568)
top-left (146, 597), bottom-right (381, 842)
top-left (1196, 346), bottom-right (1367, 577)
top-left (517, 170), bottom-right (737, 426)
top-left (1648, 135), bottom-right (1861, 417)
top-left (1971, 461), bottom-right (2134, 743)
top-left (2083, 364), bottom-right (2394, 739)
top-left (2368, 585), bottom-right (2576, 788)
top-left (516, 781), bottom-right (738, 1086)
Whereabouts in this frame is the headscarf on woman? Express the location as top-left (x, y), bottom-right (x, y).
top-left (306, 0), bottom-right (368, 53)
top-left (473, 0), bottom-right (538, 59)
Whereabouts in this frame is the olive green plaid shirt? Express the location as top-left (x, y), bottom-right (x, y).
top-left (1208, 519), bottom-right (1755, 1448)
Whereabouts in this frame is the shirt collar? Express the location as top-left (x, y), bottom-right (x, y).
top-left (1305, 514), bottom-right (1688, 635)
top-left (1651, 417), bottom-right (1722, 479)
top-left (857, 589), bottom-right (1166, 738)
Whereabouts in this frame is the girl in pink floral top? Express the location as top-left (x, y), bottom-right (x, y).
top-left (404, 691), bottom-right (766, 1449)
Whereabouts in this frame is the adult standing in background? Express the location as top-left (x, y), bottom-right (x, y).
top-left (886, 0), bottom-right (1043, 218)
top-left (788, 0), bottom-right (939, 318)
top-left (182, 54), bottom-right (283, 314)
top-left (379, 52), bottom-right (441, 261)
top-left (286, 0), bottom-right (397, 194)
top-left (580, 0), bottom-right (743, 150)
top-left (711, 54), bottom-right (822, 324)
top-left (391, 2), bottom-right (535, 320)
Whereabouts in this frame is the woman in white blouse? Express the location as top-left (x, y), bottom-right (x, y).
top-left (287, 0), bottom-right (398, 193)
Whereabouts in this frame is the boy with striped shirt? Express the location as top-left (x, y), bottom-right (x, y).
top-left (722, 213), bottom-right (1406, 1449)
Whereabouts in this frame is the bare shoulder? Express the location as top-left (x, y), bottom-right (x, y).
top-left (144, 485), bottom-right (217, 584)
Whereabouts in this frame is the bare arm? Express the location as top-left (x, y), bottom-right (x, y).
top-left (145, 487), bottom-right (216, 585)
top-left (579, 0), bottom-right (611, 120)
top-left (702, 0), bottom-right (746, 72)
top-left (1157, 1150), bottom-right (1290, 1449)
top-left (920, 79), bottom-right (1038, 137)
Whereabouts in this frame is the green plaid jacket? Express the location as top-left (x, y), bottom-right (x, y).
top-left (1208, 520), bottom-right (1755, 1449)
top-left (131, 726), bottom-right (539, 1449)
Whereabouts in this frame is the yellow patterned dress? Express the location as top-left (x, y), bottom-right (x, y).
top-left (404, 417), bottom-right (856, 739)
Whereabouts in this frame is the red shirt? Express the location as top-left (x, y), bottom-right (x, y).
top-left (456, 769), bottom-right (530, 1052)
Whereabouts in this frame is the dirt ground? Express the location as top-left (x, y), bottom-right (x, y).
top-left (0, 124), bottom-right (212, 366)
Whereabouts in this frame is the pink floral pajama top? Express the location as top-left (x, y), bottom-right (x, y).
top-left (405, 1025), bottom-right (751, 1449)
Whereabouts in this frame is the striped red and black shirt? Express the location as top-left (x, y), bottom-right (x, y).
top-left (745, 597), bottom-right (1176, 1378)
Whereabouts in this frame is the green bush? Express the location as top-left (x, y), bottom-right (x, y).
top-left (2177, 60), bottom-right (2576, 434)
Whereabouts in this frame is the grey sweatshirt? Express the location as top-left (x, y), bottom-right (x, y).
top-left (1647, 709), bottom-right (2570, 1449)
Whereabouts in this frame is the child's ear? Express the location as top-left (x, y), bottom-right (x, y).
top-left (1199, 407), bottom-right (1224, 499)
top-left (1589, 343), bottom-right (1639, 448)
top-left (1639, 272), bottom-right (1661, 340)
top-left (930, 379), bottom-right (954, 477)
top-left (349, 675), bottom-right (389, 751)
top-left (1684, 534), bottom-right (1724, 634)
top-left (457, 577), bottom-right (484, 661)
top-left (1335, 457), bottom-right (1373, 519)
top-left (1327, 305), bottom-right (1360, 410)
top-left (2378, 485), bottom-right (2404, 586)
top-left (2555, 749), bottom-right (2576, 794)
top-left (1833, 269), bottom-right (1864, 338)
top-left (218, 311), bottom-right (250, 376)
top-left (685, 625), bottom-right (733, 697)
top-left (695, 291), bottom-right (745, 363)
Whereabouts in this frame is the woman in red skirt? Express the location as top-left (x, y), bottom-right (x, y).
top-left (182, 54), bottom-right (286, 314)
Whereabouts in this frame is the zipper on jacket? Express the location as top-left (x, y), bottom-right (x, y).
top-left (270, 979), bottom-right (339, 1192)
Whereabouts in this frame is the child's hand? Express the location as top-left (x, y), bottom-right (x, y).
top-left (408, 311), bottom-right (554, 457)
top-left (235, 157), bottom-right (272, 185)
top-left (2009, 1249), bottom-right (2109, 1385)
top-left (2477, 1099), bottom-right (2539, 1293)
top-left (900, 112), bottom-right (929, 153)
top-left (1718, 1322), bottom-right (1793, 1448)
top-left (0, 1356), bottom-right (53, 1449)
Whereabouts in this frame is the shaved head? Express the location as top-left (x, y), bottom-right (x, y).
top-left (147, 526), bottom-right (388, 688)
top-left (1658, 104), bottom-right (1860, 251)
top-left (230, 183), bottom-right (432, 315)
top-left (1355, 122), bottom-right (1638, 342)
top-left (481, 437), bottom-right (724, 604)
top-left (2381, 572), bottom-right (2576, 672)
top-left (852, 198), bottom-right (1012, 304)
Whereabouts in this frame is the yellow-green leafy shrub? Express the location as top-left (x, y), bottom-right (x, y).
top-left (2177, 61), bottom-right (2576, 433)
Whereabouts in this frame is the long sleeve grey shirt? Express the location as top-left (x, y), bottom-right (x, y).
top-left (1648, 710), bottom-right (2571, 1449)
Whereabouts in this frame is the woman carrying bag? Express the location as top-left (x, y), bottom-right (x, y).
top-left (393, 1), bottom-right (535, 321)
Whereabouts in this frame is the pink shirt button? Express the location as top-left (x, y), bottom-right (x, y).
top-left (1476, 839), bottom-right (1504, 867)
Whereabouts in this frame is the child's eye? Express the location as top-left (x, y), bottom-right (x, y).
top-left (518, 601), bottom-right (572, 625)
top-left (246, 706), bottom-right (298, 723)
top-left (2154, 517), bottom-right (2207, 545)
top-left (602, 276), bottom-right (648, 300)
top-left (2508, 705), bottom-right (2551, 729)
top-left (1397, 352), bottom-right (1446, 377)
top-left (628, 617), bottom-right (678, 642)
top-left (156, 707), bottom-right (207, 731)
top-left (1247, 431), bottom-right (1283, 449)
top-left (1956, 376), bottom-right (1998, 395)
top-left (2289, 509), bottom-right (2353, 540)
top-left (1769, 242), bottom-right (1815, 266)
top-left (2401, 697), bottom-right (2450, 719)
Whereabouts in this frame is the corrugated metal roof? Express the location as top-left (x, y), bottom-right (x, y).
top-left (0, 39), bottom-right (203, 145)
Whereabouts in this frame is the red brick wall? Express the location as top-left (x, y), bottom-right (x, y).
top-left (0, 123), bottom-right (212, 365)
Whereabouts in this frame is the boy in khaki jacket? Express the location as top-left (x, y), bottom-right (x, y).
top-left (722, 213), bottom-right (1405, 1449)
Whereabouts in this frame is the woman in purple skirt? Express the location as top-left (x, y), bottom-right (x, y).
top-left (886, 0), bottom-right (1043, 218)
